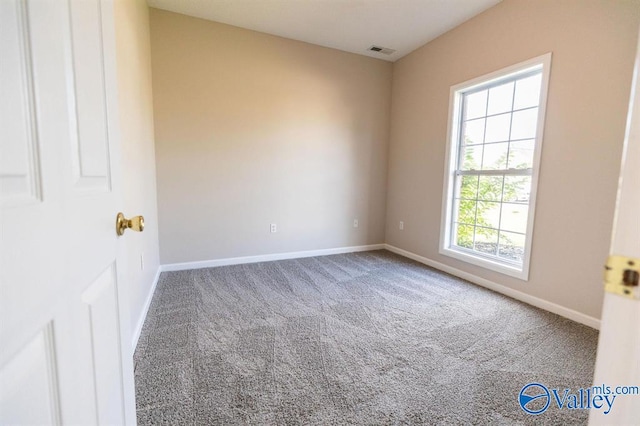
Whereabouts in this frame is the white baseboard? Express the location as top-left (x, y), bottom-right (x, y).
top-left (161, 244), bottom-right (387, 272)
top-left (131, 266), bottom-right (162, 350)
top-left (384, 244), bottom-right (601, 330)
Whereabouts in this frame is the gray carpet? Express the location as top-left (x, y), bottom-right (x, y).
top-left (134, 250), bottom-right (598, 425)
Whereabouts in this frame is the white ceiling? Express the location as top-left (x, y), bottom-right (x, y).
top-left (146, 0), bottom-right (502, 62)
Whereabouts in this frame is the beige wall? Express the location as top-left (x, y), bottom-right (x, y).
top-left (385, 0), bottom-right (640, 319)
top-left (150, 9), bottom-right (393, 264)
top-left (114, 0), bottom-right (161, 340)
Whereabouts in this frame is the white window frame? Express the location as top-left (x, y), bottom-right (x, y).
top-left (439, 53), bottom-right (552, 281)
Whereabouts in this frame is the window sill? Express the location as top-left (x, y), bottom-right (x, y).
top-left (439, 246), bottom-right (530, 281)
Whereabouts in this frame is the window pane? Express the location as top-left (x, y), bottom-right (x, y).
top-left (446, 62), bottom-right (547, 272)
top-left (507, 139), bottom-right (535, 169)
top-left (454, 223), bottom-right (474, 249)
top-left (499, 231), bottom-right (525, 262)
top-left (500, 203), bottom-right (529, 234)
top-left (465, 90), bottom-right (487, 120)
top-left (476, 201), bottom-right (501, 229)
top-left (487, 81), bottom-right (514, 115)
top-left (463, 118), bottom-right (485, 145)
top-left (514, 74), bottom-right (542, 110)
top-left (503, 176), bottom-right (531, 203)
top-left (484, 113), bottom-right (510, 143)
top-left (456, 199), bottom-right (477, 225)
top-left (459, 175), bottom-right (479, 200)
top-left (460, 145), bottom-right (482, 170)
top-left (474, 228), bottom-right (498, 255)
top-left (481, 142), bottom-right (508, 170)
top-left (477, 176), bottom-right (503, 201)
top-left (510, 108), bottom-right (538, 140)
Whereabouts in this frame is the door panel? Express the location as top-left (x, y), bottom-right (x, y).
top-left (81, 264), bottom-right (125, 425)
top-left (589, 27), bottom-right (640, 425)
top-left (0, 325), bottom-right (61, 425)
top-left (0, 0), bottom-right (135, 423)
top-left (0, 0), bottom-right (41, 205)
top-left (68, 0), bottom-right (111, 192)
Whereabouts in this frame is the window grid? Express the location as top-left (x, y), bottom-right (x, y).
top-left (451, 70), bottom-right (541, 264)
top-left (464, 136), bottom-right (536, 147)
top-left (464, 105), bottom-right (538, 124)
top-left (462, 68), bottom-right (541, 96)
top-left (495, 75), bottom-right (516, 256)
top-left (453, 222), bottom-right (527, 237)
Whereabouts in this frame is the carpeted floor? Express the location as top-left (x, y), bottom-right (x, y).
top-left (134, 250), bottom-right (598, 425)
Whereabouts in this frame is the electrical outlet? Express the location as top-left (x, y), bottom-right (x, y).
top-left (399, 221), bottom-right (404, 231)
top-left (270, 223), bottom-right (277, 233)
top-left (353, 219), bottom-right (359, 228)
top-left (140, 253), bottom-right (144, 270)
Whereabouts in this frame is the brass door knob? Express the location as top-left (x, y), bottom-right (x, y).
top-left (116, 212), bottom-right (144, 236)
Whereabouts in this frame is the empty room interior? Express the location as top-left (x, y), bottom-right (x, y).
top-left (2, 0), bottom-right (640, 424)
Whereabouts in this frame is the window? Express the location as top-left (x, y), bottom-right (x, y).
top-left (440, 54), bottom-right (551, 280)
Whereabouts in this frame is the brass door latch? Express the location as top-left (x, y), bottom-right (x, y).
top-left (604, 255), bottom-right (639, 300)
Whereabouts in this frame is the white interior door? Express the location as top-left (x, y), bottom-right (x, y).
top-left (0, 0), bottom-right (136, 424)
top-left (589, 27), bottom-right (640, 425)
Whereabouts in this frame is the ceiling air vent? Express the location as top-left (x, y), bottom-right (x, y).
top-left (368, 45), bottom-right (396, 55)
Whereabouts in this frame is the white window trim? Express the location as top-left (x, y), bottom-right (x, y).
top-left (439, 53), bottom-right (552, 281)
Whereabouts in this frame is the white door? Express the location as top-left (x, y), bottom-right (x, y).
top-left (0, 0), bottom-right (136, 424)
top-left (589, 27), bottom-right (640, 425)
